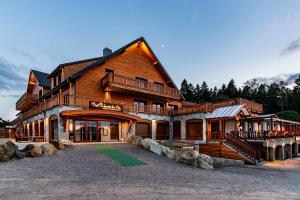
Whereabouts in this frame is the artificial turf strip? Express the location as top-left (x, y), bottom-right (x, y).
top-left (91, 144), bottom-right (146, 167)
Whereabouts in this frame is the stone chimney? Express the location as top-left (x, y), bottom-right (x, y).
top-left (103, 47), bottom-right (112, 56)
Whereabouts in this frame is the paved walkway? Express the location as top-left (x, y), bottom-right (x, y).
top-left (0, 143), bottom-right (300, 200)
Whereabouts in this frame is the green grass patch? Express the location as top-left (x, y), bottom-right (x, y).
top-left (91, 144), bottom-right (146, 167)
top-left (0, 138), bottom-right (9, 143)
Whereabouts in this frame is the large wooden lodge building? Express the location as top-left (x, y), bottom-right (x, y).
top-left (12, 37), bottom-right (300, 164)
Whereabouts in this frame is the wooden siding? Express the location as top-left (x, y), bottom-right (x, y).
top-left (75, 43), bottom-right (177, 102)
top-left (63, 60), bottom-right (97, 79)
top-left (200, 143), bottom-right (245, 160)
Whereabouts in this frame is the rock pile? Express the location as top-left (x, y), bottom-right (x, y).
top-left (127, 135), bottom-right (213, 170)
top-left (0, 141), bottom-right (58, 162)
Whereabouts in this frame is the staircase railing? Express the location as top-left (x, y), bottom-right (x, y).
top-left (225, 132), bottom-right (261, 161)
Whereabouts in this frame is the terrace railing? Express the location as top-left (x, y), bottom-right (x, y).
top-left (102, 73), bottom-right (181, 99)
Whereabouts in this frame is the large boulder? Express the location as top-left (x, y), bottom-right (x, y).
top-left (41, 143), bottom-right (57, 156)
top-left (161, 146), bottom-right (175, 159)
top-left (50, 140), bottom-right (64, 150)
top-left (197, 154), bottom-right (214, 170)
top-left (126, 135), bottom-right (135, 143)
top-left (5, 141), bottom-right (18, 151)
top-left (0, 144), bottom-right (15, 162)
top-left (140, 138), bottom-right (152, 150)
top-left (149, 140), bottom-right (163, 155)
top-left (21, 144), bottom-right (43, 157)
top-left (174, 149), bottom-right (199, 167)
top-left (131, 136), bottom-right (143, 146)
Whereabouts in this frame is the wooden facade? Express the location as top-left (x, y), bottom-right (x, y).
top-left (13, 37), bottom-right (300, 163)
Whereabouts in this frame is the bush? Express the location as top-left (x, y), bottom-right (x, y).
top-left (277, 110), bottom-right (300, 122)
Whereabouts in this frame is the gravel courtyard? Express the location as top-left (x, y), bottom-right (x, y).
top-left (0, 143), bottom-right (300, 200)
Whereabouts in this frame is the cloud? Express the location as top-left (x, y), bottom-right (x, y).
top-left (0, 58), bottom-right (27, 91)
top-left (248, 73), bottom-right (299, 87)
top-left (281, 38), bottom-right (300, 56)
top-left (12, 49), bottom-right (36, 61)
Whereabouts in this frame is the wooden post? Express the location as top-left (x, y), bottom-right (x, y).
top-left (219, 119), bottom-right (222, 143)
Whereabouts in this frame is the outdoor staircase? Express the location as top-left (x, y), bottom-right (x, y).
top-left (224, 133), bottom-right (261, 165)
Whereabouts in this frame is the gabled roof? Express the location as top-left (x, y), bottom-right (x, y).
top-left (207, 104), bottom-right (251, 119)
top-left (68, 37), bottom-right (178, 89)
top-left (47, 57), bottom-right (101, 78)
top-left (31, 70), bottom-right (51, 89)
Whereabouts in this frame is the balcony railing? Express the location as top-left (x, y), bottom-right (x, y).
top-left (173, 102), bottom-right (213, 115)
top-left (16, 93), bottom-right (38, 111)
top-left (231, 130), bottom-right (300, 140)
top-left (102, 73), bottom-right (181, 99)
top-left (211, 98), bottom-right (263, 114)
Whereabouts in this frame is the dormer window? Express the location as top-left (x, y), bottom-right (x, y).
top-left (39, 89), bottom-right (43, 98)
top-left (57, 74), bottom-right (61, 85)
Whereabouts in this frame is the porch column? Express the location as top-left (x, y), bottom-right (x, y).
top-left (38, 120), bottom-right (41, 137)
top-left (65, 117), bottom-right (70, 141)
top-left (44, 118), bottom-right (49, 142)
top-left (27, 124), bottom-right (30, 138)
top-left (269, 146), bottom-right (275, 161)
top-left (32, 122), bottom-right (35, 138)
top-left (151, 120), bottom-right (157, 140)
top-left (180, 120), bottom-right (186, 140)
top-left (278, 144), bottom-right (285, 160)
top-left (265, 142), bottom-right (269, 161)
top-left (244, 121), bottom-right (248, 132)
top-left (169, 121), bottom-right (173, 140)
top-left (288, 142), bottom-right (293, 158)
top-left (202, 119), bottom-right (206, 142)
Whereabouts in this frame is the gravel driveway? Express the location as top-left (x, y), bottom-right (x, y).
top-left (0, 143), bottom-right (299, 200)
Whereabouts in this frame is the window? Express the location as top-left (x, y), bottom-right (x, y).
top-left (134, 99), bottom-right (147, 112)
top-left (53, 77), bottom-right (57, 88)
top-left (168, 104), bottom-right (178, 111)
top-left (154, 82), bottom-right (164, 93)
top-left (39, 89), bottom-right (43, 98)
top-left (136, 77), bottom-right (147, 89)
top-left (105, 69), bottom-right (114, 75)
top-left (57, 74), bottom-right (61, 85)
top-left (153, 102), bottom-right (164, 114)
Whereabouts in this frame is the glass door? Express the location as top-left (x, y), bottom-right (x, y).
top-left (110, 122), bottom-right (119, 140)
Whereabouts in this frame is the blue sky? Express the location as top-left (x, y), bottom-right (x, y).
top-left (1, 0), bottom-right (300, 120)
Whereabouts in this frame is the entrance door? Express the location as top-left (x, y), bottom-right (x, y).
top-left (99, 121), bottom-right (110, 142)
top-left (50, 120), bottom-right (58, 141)
top-left (110, 122), bottom-right (119, 140)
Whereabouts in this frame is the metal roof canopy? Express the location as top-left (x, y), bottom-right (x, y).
top-left (207, 104), bottom-right (251, 119)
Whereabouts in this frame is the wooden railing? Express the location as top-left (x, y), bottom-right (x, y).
top-left (16, 92), bottom-right (38, 110)
top-left (231, 130), bottom-right (300, 140)
top-left (123, 104), bottom-right (171, 115)
top-left (23, 94), bottom-right (61, 119)
top-left (102, 73), bottom-right (181, 99)
top-left (211, 98), bottom-right (263, 113)
top-left (225, 132), bottom-right (261, 161)
top-left (173, 102), bottom-right (213, 115)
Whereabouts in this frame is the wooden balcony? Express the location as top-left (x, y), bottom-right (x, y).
top-left (211, 98), bottom-right (263, 114)
top-left (101, 73), bottom-right (181, 100)
top-left (232, 130), bottom-right (300, 140)
top-left (173, 102), bottom-right (213, 115)
top-left (16, 93), bottom-right (38, 111)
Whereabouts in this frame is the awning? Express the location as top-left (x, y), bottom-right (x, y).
top-left (207, 104), bottom-right (251, 119)
top-left (60, 109), bottom-right (142, 121)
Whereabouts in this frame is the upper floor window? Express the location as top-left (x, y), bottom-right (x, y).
top-left (136, 77), bottom-right (147, 89)
top-left (168, 104), bottom-right (178, 111)
top-left (134, 99), bottom-right (147, 112)
top-left (57, 74), bottom-right (61, 85)
top-left (38, 89), bottom-right (43, 98)
top-left (154, 82), bottom-right (164, 93)
top-left (105, 69), bottom-right (114, 75)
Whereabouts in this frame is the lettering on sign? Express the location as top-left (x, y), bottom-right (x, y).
top-left (89, 101), bottom-right (122, 111)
